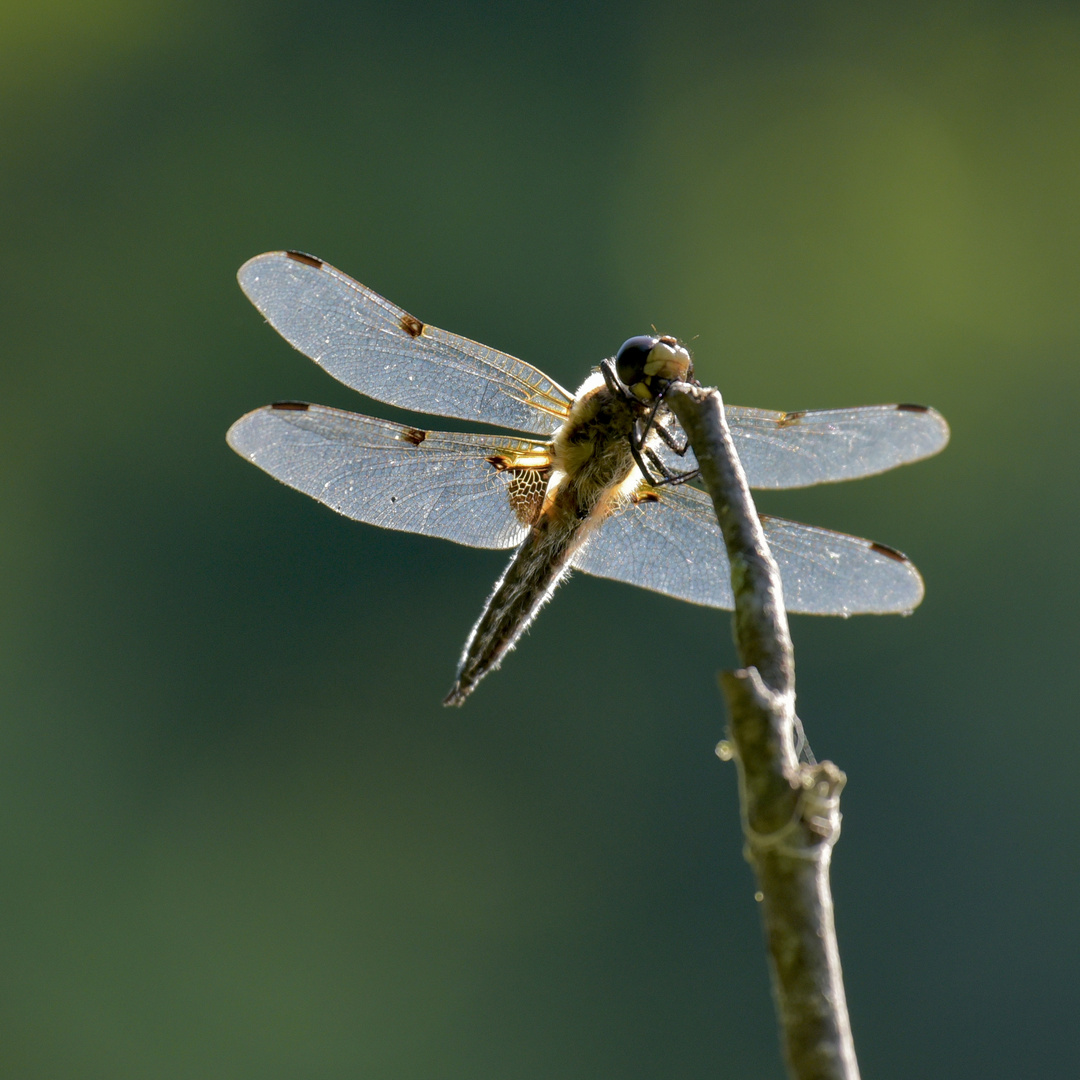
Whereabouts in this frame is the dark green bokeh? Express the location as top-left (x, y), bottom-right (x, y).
top-left (2, 2), bottom-right (1078, 1076)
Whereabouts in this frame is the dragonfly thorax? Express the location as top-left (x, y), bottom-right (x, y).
top-left (547, 371), bottom-right (646, 519)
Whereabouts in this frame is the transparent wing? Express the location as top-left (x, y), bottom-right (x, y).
top-left (238, 252), bottom-right (574, 436)
top-left (227, 402), bottom-right (554, 550)
top-left (571, 483), bottom-right (924, 614)
top-left (651, 403), bottom-right (950, 489)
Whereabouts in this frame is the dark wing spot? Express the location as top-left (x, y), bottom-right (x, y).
top-left (400, 312), bottom-right (424, 338)
top-left (271, 401), bottom-right (310, 411)
top-left (870, 541), bottom-right (909, 563)
top-left (285, 251), bottom-right (323, 268)
top-left (400, 427), bottom-right (427, 446)
top-left (486, 455), bottom-right (510, 472)
top-left (505, 466), bottom-right (550, 525)
top-left (896, 403), bottom-right (930, 413)
top-left (632, 490), bottom-right (660, 504)
top-left (776, 410), bottom-right (806, 428)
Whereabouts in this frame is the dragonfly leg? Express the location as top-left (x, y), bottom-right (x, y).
top-left (602, 358), bottom-right (666, 485)
top-left (600, 357), bottom-right (626, 399)
top-left (634, 385), bottom-right (695, 466)
top-left (652, 414), bottom-right (690, 456)
top-left (642, 446), bottom-right (701, 487)
top-left (628, 442), bottom-right (701, 488)
top-left (639, 408), bottom-right (701, 487)
top-left (629, 434), bottom-right (664, 486)
top-left (601, 357), bottom-right (700, 486)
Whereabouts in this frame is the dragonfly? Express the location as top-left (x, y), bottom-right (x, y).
top-left (227, 251), bottom-right (950, 705)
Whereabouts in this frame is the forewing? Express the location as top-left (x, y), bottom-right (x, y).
top-left (571, 484), bottom-right (925, 614)
top-left (227, 403), bottom-right (552, 549)
top-left (727, 403), bottom-right (950, 488)
top-left (650, 403), bottom-right (949, 489)
top-left (238, 252), bottom-right (574, 436)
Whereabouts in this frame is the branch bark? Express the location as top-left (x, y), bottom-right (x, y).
top-left (665, 382), bottom-right (860, 1080)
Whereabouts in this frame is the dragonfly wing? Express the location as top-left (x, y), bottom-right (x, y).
top-left (227, 403), bottom-right (553, 550)
top-left (571, 484), bottom-right (925, 614)
top-left (238, 252), bottom-right (574, 436)
top-left (649, 403), bottom-right (948, 489)
top-left (570, 486), bottom-right (734, 608)
top-left (724, 403), bottom-right (950, 489)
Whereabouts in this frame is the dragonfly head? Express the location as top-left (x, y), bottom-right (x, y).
top-left (615, 335), bottom-right (693, 402)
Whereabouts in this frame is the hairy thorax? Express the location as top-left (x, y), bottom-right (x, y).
top-left (545, 371), bottom-right (644, 527)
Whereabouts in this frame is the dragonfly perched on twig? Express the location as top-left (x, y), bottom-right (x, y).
top-left (227, 252), bottom-right (950, 704)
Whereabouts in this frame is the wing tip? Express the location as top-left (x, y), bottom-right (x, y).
top-left (874, 545), bottom-right (925, 614)
top-left (225, 409), bottom-right (264, 458)
top-left (237, 250), bottom-right (325, 289)
top-left (856, 535), bottom-right (926, 614)
top-left (226, 402), bottom-right (309, 458)
top-left (895, 402), bottom-right (951, 454)
top-left (224, 414), bottom-right (249, 457)
top-left (236, 251), bottom-right (276, 283)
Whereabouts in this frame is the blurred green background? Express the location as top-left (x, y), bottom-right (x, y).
top-left (2, 1), bottom-right (1078, 1076)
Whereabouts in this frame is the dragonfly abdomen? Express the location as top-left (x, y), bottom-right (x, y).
top-left (445, 383), bottom-right (647, 706)
top-left (443, 509), bottom-right (586, 706)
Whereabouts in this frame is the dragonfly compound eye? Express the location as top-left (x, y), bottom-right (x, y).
top-left (616, 335), bottom-right (692, 401)
top-left (615, 335), bottom-right (659, 389)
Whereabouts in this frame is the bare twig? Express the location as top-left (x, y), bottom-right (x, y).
top-left (665, 382), bottom-right (860, 1080)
